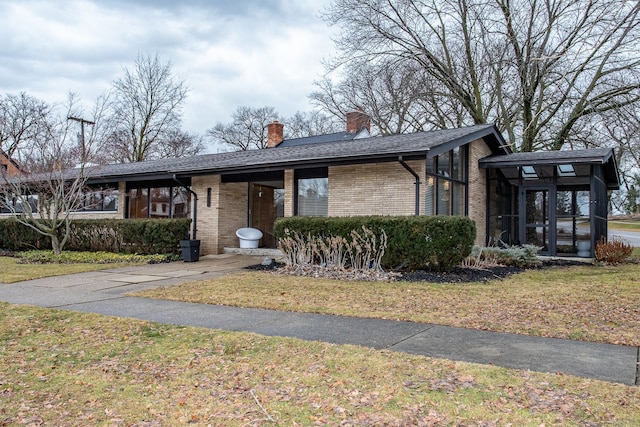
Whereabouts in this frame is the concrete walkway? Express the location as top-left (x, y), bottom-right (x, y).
top-left (0, 254), bottom-right (637, 386)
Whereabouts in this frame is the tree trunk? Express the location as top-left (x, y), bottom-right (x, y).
top-left (50, 234), bottom-right (62, 256)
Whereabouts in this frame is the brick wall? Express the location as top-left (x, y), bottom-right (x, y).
top-left (284, 169), bottom-right (295, 217)
top-left (193, 176), bottom-right (248, 254)
top-left (218, 182), bottom-right (248, 251)
top-left (1, 154), bottom-right (21, 176)
top-left (468, 139), bottom-right (492, 246)
top-left (328, 160), bottom-right (425, 216)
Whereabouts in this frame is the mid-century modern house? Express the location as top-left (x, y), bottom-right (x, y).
top-left (59, 112), bottom-right (619, 257)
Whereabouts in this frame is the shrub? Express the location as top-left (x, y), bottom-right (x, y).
top-left (0, 218), bottom-right (190, 255)
top-left (467, 244), bottom-right (542, 268)
top-left (16, 250), bottom-right (174, 264)
top-left (279, 226), bottom-right (387, 272)
top-left (275, 216), bottom-right (476, 271)
top-left (594, 236), bottom-right (633, 265)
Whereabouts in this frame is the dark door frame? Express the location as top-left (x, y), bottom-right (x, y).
top-left (519, 185), bottom-right (556, 256)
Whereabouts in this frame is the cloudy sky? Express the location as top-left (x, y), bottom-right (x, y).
top-left (0, 0), bottom-right (336, 138)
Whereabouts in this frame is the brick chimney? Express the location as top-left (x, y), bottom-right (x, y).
top-left (346, 110), bottom-right (370, 134)
top-left (267, 120), bottom-right (284, 148)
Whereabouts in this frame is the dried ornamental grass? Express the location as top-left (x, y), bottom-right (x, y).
top-left (594, 236), bottom-right (633, 264)
top-left (278, 227), bottom-right (396, 281)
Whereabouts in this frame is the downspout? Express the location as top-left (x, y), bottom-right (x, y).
top-left (398, 156), bottom-right (421, 216)
top-left (172, 174), bottom-right (198, 240)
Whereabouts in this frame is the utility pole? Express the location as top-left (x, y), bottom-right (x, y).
top-left (67, 116), bottom-right (95, 161)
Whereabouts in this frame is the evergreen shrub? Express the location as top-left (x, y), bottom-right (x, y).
top-left (0, 218), bottom-right (190, 255)
top-left (274, 216), bottom-right (476, 271)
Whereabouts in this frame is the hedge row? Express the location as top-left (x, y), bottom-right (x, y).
top-left (0, 218), bottom-right (191, 255)
top-left (274, 216), bottom-right (476, 271)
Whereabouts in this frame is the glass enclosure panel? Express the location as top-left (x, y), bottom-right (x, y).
top-left (575, 190), bottom-right (591, 250)
top-left (297, 178), bottom-right (328, 217)
top-left (525, 189), bottom-right (549, 252)
top-left (437, 179), bottom-right (450, 215)
top-left (451, 146), bottom-right (462, 181)
top-left (451, 181), bottom-right (464, 215)
top-left (426, 157), bottom-right (435, 175)
top-left (424, 177), bottom-right (435, 216)
top-left (527, 190), bottom-right (548, 224)
top-left (438, 151), bottom-right (451, 177)
top-left (525, 225), bottom-right (549, 251)
top-left (555, 190), bottom-right (575, 254)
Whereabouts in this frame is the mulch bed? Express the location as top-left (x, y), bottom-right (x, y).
top-left (246, 258), bottom-right (587, 283)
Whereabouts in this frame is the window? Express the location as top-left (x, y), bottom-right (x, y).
top-left (557, 164), bottom-right (576, 177)
top-left (127, 185), bottom-right (190, 219)
top-left (521, 166), bottom-right (538, 179)
top-left (425, 146), bottom-right (467, 216)
top-left (295, 168), bottom-right (328, 217)
top-left (297, 178), bottom-right (328, 216)
top-left (80, 188), bottom-right (118, 211)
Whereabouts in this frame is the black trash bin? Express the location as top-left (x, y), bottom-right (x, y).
top-left (180, 239), bottom-right (200, 262)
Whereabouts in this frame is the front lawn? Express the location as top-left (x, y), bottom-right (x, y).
top-left (0, 256), bottom-right (121, 283)
top-left (1, 304), bottom-right (638, 426)
top-left (0, 252), bottom-right (171, 283)
top-left (131, 263), bottom-right (640, 346)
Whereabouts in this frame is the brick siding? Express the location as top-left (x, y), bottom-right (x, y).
top-left (328, 160), bottom-right (425, 216)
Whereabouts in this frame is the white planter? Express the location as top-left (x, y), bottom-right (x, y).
top-left (236, 227), bottom-right (263, 249)
top-left (577, 240), bottom-right (591, 257)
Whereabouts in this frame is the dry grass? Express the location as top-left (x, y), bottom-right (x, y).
top-left (1, 303), bottom-right (638, 426)
top-left (132, 263), bottom-right (640, 346)
top-left (0, 256), bottom-right (120, 283)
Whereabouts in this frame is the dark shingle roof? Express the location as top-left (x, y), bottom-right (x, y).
top-left (478, 148), bottom-right (615, 167)
top-left (87, 124), bottom-right (505, 182)
top-left (277, 131), bottom-right (357, 147)
top-left (478, 147), bottom-right (619, 189)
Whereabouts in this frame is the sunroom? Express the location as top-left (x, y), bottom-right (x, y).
top-left (479, 148), bottom-right (619, 257)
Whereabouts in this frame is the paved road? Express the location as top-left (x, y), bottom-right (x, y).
top-left (0, 254), bottom-right (638, 386)
top-left (609, 229), bottom-right (640, 247)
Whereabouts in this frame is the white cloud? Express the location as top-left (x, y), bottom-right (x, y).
top-left (0, 0), bottom-right (336, 135)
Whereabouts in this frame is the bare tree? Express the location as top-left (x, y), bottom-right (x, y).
top-left (207, 106), bottom-right (343, 151)
top-left (207, 106), bottom-right (279, 151)
top-left (0, 92), bottom-right (51, 159)
top-left (311, 58), bottom-right (465, 134)
top-left (156, 129), bottom-right (205, 158)
top-left (320, 0), bottom-right (640, 152)
top-left (0, 94), bottom-right (107, 254)
top-left (108, 53), bottom-right (190, 162)
top-left (284, 110), bottom-right (341, 138)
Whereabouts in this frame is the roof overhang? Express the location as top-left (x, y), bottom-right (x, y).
top-left (478, 148), bottom-right (620, 190)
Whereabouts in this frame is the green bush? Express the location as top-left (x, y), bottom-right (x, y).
top-left (274, 216), bottom-right (476, 271)
top-left (17, 250), bottom-right (175, 264)
top-left (469, 244), bottom-right (542, 268)
top-left (0, 218), bottom-right (190, 255)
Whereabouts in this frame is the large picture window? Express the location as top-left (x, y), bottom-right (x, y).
top-left (295, 168), bottom-right (328, 217)
top-left (425, 146), bottom-right (467, 216)
top-left (127, 183), bottom-right (191, 219)
top-left (80, 188), bottom-right (118, 212)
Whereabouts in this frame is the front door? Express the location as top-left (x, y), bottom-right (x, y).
top-left (520, 187), bottom-right (555, 255)
top-left (249, 182), bottom-right (284, 248)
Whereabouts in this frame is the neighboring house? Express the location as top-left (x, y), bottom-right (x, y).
top-left (25, 112), bottom-right (621, 257)
top-left (0, 151), bottom-right (23, 177)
